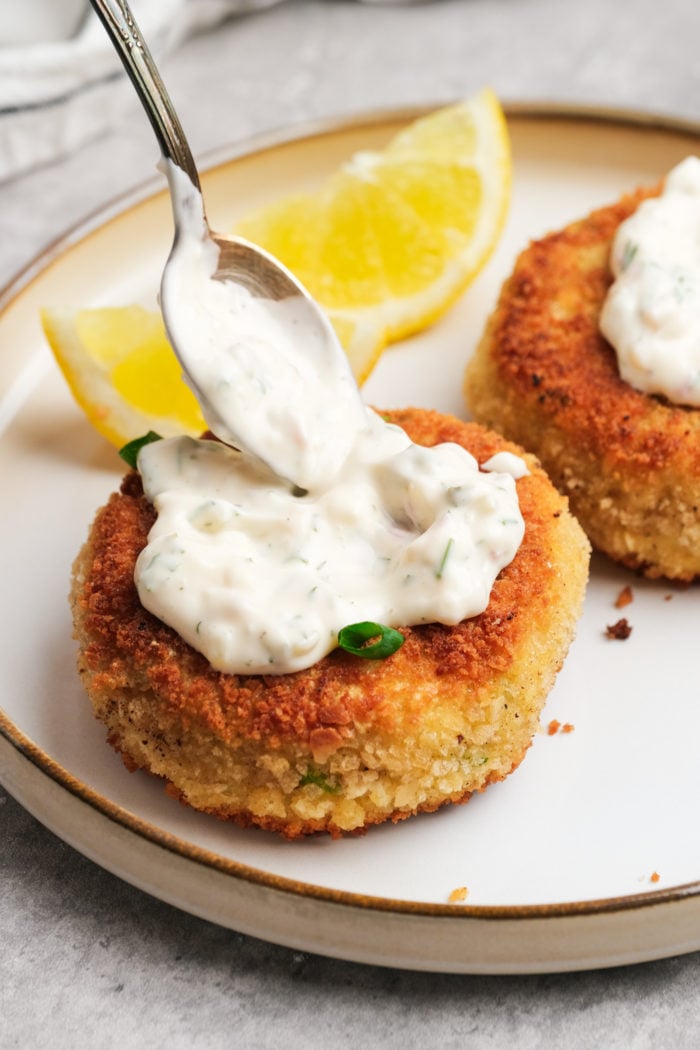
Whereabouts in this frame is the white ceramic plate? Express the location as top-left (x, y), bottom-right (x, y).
top-left (3, 105), bottom-right (700, 974)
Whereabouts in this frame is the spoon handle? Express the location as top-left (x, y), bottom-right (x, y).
top-left (88, 0), bottom-right (201, 189)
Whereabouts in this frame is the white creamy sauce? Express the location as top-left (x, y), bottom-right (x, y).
top-left (480, 451), bottom-right (530, 480)
top-left (160, 163), bottom-right (367, 491)
top-left (600, 156), bottom-right (700, 406)
top-left (134, 165), bottom-right (527, 675)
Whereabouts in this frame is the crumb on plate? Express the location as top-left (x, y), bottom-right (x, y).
top-left (547, 719), bottom-right (574, 735)
top-left (615, 585), bottom-right (634, 609)
top-left (606, 618), bottom-right (633, 640)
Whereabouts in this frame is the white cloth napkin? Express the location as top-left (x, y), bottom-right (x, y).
top-left (0, 0), bottom-right (285, 182)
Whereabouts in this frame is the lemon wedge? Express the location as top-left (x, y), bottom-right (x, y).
top-left (41, 306), bottom-right (205, 447)
top-left (235, 87), bottom-right (511, 381)
top-left (42, 89), bottom-right (510, 448)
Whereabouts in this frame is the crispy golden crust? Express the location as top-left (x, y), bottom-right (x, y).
top-left (465, 184), bottom-right (700, 580)
top-left (71, 408), bottom-right (589, 837)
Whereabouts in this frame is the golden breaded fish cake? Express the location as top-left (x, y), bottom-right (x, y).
top-left (71, 408), bottom-right (589, 838)
top-left (465, 184), bottom-right (700, 581)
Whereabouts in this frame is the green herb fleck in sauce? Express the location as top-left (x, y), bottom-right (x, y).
top-left (436, 538), bottom-right (454, 579)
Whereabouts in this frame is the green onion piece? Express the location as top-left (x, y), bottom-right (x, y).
top-left (299, 768), bottom-right (338, 793)
top-left (119, 430), bottom-right (163, 470)
top-left (337, 621), bottom-right (404, 660)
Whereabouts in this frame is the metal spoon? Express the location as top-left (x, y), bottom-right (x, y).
top-left (88, 0), bottom-right (365, 489)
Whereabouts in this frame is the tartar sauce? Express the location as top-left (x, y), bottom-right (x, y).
top-left (134, 165), bottom-right (527, 675)
top-left (600, 156), bottom-right (700, 406)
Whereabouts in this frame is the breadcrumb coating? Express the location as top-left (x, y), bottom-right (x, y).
top-left (70, 408), bottom-right (589, 837)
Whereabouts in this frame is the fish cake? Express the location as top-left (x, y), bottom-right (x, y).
top-left (465, 184), bottom-right (700, 581)
top-left (70, 408), bottom-right (589, 838)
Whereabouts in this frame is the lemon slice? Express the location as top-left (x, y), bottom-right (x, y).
top-left (235, 87), bottom-right (511, 380)
top-left (42, 89), bottom-right (510, 448)
top-left (41, 306), bottom-right (206, 447)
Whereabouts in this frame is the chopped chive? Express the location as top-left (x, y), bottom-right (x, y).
top-left (621, 241), bottom-right (638, 271)
top-left (436, 538), bottom-right (454, 579)
top-left (299, 768), bottom-right (338, 793)
top-left (119, 430), bottom-right (163, 470)
top-left (337, 621), bottom-right (404, 659)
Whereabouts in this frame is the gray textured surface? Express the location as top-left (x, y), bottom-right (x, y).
top-left (3, 0), bottom-right (700, 1044)
top-left (3, 784), bottom-right (700, 1049)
